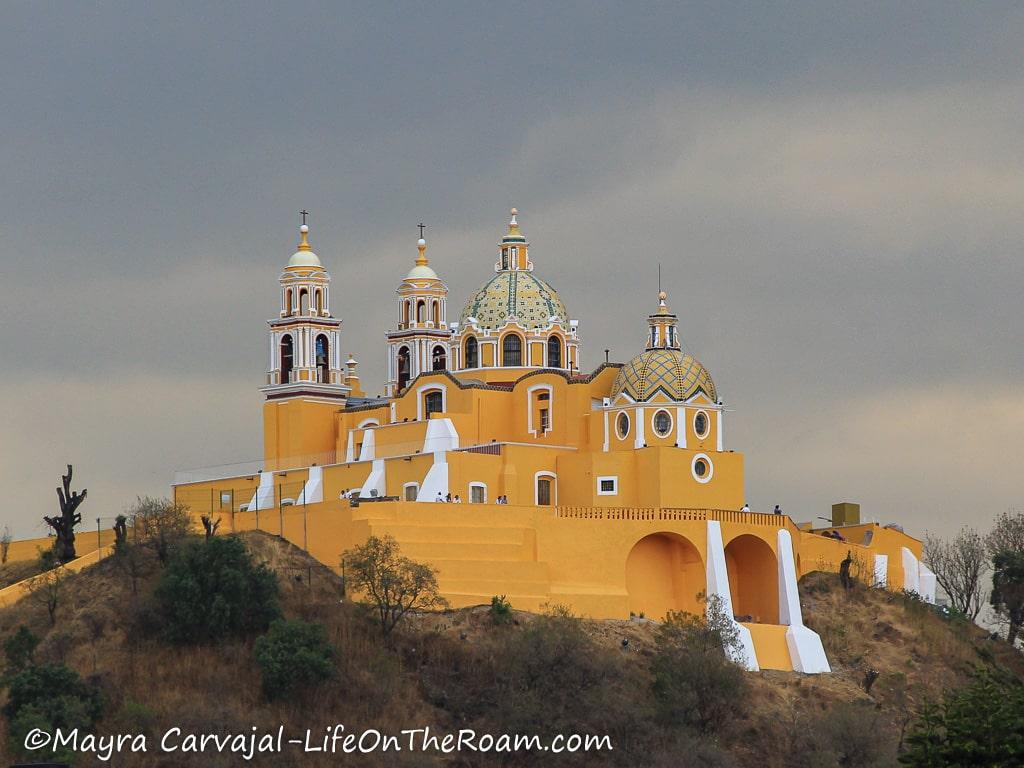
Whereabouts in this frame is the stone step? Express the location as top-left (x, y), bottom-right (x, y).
top-left (369, 523), bottom-right (529, 545)
top-left (398, 540), bottom-right (530, 562)
top-left (430, 558), bottom-right (549, 582)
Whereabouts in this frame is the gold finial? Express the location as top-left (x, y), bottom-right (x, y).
top-left (508, 207), bottom-right (520, 236)
top-left (416, 237), bottom-right (428, 266)
top-left (297, 223), bottom-right (312, 252)
top-left (657, 290), bottom-right (669, 315)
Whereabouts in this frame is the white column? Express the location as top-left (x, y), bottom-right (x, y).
top-left (716, 409), bottom-right (724, 451)
top-left (602, 410), bottom-right (609, 452)
top-left (675, 406), bottom-right (686, 448)
top-left (634, 406), bottom-right (645, 449)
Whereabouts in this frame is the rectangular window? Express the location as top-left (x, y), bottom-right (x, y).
top-left (597, 476), bottom-right (618, 496)
top-left (540, 408), bottom-right (550, 432)
top-left (404, 484), bottom-right (418, 501)
top-left (470, 485), bottom-right (486, 504)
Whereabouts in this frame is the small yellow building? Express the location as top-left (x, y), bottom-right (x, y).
top-left (172, 210), bottom-right (936, 673)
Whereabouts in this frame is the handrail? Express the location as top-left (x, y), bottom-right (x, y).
top-left (555, 506), bottom-right (802, 530)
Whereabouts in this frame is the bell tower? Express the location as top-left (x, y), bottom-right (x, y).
top-left (261, 215), bottom-right (349, 469)
top-left (385, 229), bottom-right (452, 396)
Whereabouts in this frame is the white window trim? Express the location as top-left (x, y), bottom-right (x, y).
top-left (358, 418), bottom-right (380, 429)
top-left (691, 452), bottom-right (714, 484)
top-left (534, 471), bottom-right (557, 505)
top-left (615, 410), bottom-right (631, 440)
top-left (527, 383), bottom-right (554, 436)
top-left (651, 408), bottom-right (674, 438)
top-left (416, 382), bottom-right (448, 421)
top-left (403, 481), bottom-right (420, 501)
top-left (468, 481), bottom-right (487, 504)
top-left (693, 409), bottom-right (711, 439)
top-left (596, 475), bottom-right (619, 496)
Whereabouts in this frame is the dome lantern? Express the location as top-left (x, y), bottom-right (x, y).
top-left (610, 291), bottom-right (716, 403)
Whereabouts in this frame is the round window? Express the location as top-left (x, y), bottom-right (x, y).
top-left (653, 409), bottom-right (672, 437)
top-left (691, 453), bottom-right (714, 483)
top-left (616, 411), bottom-right (630, 439)
top-left (694, 410), bottom-right (709, 438)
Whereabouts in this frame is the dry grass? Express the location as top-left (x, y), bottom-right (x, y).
top-left (0, 537), bottom-right (1021, 767)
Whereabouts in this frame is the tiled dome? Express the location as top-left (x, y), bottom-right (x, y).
top-left (460, 271), bottom-right (568, 329)
top-left (610, 348), bottom-right (717, 402)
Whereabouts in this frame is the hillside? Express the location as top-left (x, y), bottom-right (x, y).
top-left (0, 531), bottom-right (1020, 767)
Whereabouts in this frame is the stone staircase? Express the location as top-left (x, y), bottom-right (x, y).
top-left (367, 521), bottom-right (552, 610)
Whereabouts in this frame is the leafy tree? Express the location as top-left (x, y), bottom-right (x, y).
top-left (650, 596), bottom-right (748, 735)
top-left (254, 619), bottom-right (335, 699)
top-left (130, 496), bottom-right (193, 565)
top-left (3, 626), bottom-right (40, 674)
top-left (991, 551), bottom-right (1024, 646)
top-left (986, 509), bottom-right (1024, 561)
top-left (3, 663), bottom-right (103, 762)
top-left (154, 535), bottom-right (280, 643)
top-left (924, 526), bottom-right (988, 620)
top-left (901, 672), bottom-right (1024, 767)
top-left (342, 535), bottom-right (447, 640)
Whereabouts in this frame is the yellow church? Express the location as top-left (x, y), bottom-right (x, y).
top-left (172, 209), bottom-right (937, 673)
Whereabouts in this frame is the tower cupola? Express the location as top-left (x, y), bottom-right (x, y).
top-left (385, 228), bottom-right (452, 396)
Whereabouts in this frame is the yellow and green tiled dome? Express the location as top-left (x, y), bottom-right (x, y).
top-left (610, 348), bottom-right (717, 402)
top-left (460, 271), bottom-right (568, 329)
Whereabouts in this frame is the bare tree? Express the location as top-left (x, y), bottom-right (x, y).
top-left (342, 535), bottom-right (447, 641)
top-left (923, 527), bottom-right (989, 620)
top-left (129, 496), bottom-right (193, 564)
top-left (200, 515), bottom-right (222, 540)
top-left (28, 564), bottom-right (69, 626)
top-left (1, 525), bottom-right (11, 565)
top-left (43, 464), bottom-right (87, 562)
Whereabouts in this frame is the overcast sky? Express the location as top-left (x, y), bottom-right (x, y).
top-left (2, 2), bottom-right (1022, 540)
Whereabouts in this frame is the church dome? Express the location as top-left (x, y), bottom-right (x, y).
top-left (405, 239), bottom-right (439, 280)
top-left (288, 224), bottom-right (322, 268)
top-left (460, 270), bottom-right (568, 329)
top-left (610, 348), bottom-right (717, 402)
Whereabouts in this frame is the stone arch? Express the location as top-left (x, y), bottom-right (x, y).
top-left (724, 534), bottom-right (779, 624)
top-left (625, 532), bottom-right (704, 620)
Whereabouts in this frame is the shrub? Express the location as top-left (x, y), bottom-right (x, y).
top-left (154, 535), bottom-right (280, 643)
top-left (650, 600), bottom-right (749, 735)
top-left (489, 594), bottom-right (513, 625)
top-left (3, 663), bottom-right (103, 761)
top-left (900, 672), bottom-right (1024, 766)
top-left (3, 625), bottom-right (40, 674)
top-left (254, 619), bottom-right (335, 699)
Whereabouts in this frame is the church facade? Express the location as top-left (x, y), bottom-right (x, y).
top-left (173, 210), bottom-right (936, 673)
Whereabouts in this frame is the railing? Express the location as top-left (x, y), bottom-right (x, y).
top-left (555, 506), bottom-right (792, 528)
top-left (457, 443), bottom-right (503, 456)
top-left (173, 453), bottom-right (339, 485)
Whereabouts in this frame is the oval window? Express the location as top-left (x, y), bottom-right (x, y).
top-left (694, 410), bottom-right (709, 438)
top-left (691, 453), bottom-right (714, 483)
top-left (616, 411), bottom-right (630, 439)
top-left (653, 409), bottom-right (672, 437)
